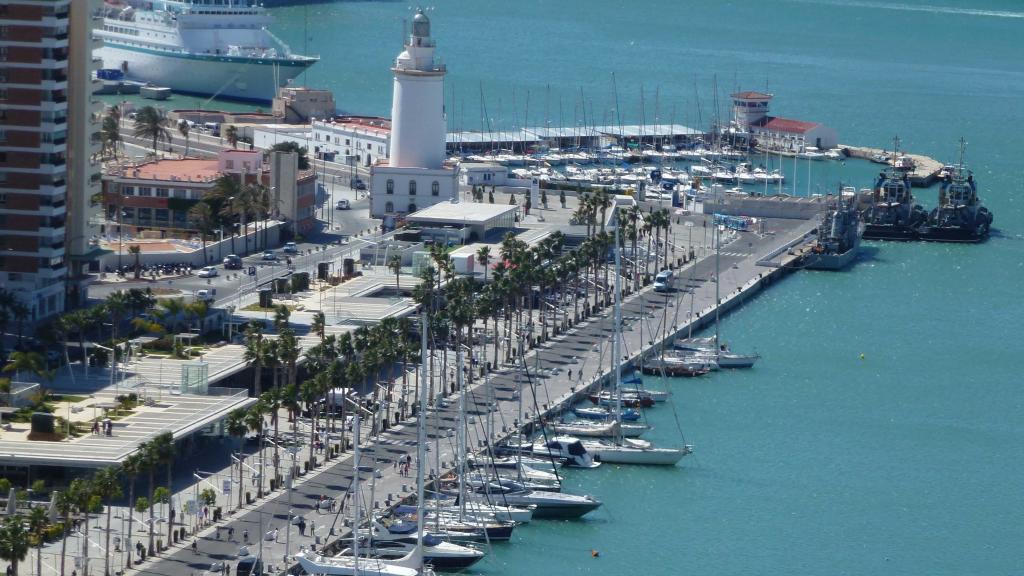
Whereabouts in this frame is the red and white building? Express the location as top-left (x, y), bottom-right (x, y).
top-left (102, 149), bottom-right (317, 237)
top-left (731, 91), bottom-right (838, 152)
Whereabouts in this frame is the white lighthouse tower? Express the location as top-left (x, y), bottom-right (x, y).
top-left (371, 8), bottom-right (457, 223)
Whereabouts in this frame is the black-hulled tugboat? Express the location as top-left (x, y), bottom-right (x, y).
top-left (861, 166), bottom-right (927, 240)
top-left (917, 139), bottom-right (993, 243)
top-left (806, 187), bottom-right (863, 270)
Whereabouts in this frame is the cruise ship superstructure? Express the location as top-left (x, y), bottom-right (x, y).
top-left (95, 0), bottom-right (317, 102)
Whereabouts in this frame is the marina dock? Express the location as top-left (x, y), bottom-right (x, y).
top-left (129, 214), bottom-right (820, 576)
top-left (840, 144), bottom-right (943, 187)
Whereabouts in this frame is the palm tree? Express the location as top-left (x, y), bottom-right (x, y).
top-left (243, 322), bottom-right (265, 397)
top-left (475, 246), bottom-right (491, 282)
top-left (156, 297), bottom-right (187, 334)
top-left (388, 255), bottom-right (402, 292)
top-left (259, 388), bottom-right (283, 483)
top-left (128, 245), bottom-right (142, 279)
top-left (105, 291), bottom-right (130, 346)
top-left (0, 514), bottom-right (30, 576)
top-left (177, 120), bottom-right (191, 157)
top-left (148, 432), bottom-right (176, 550)
top-left (225, 409), bottom-right (248, 510)
top-left (311, 312), bottom-right (326, 344)
top-left (138, 442), bottom-right (159, 555)
top-left (3, 351), bottom-right (53, 389)
top-left (120, 452), bottom-right (144, 569)
top-left (93, 466), bottom-right (123, 576)
top-left (27, 506), bottom-right (47, 576)
top-left (133, 106), bottom-right (171, 154)
top-left (300, 374), bottom-right (327, 470)
top-left (243, 403), bottom-right (267, 498)
top-left (187, 202), bottom-right (216, 264)
top-left (99, 113), bottom-right (118, 157)
top-left (224, 125), bottom-right (239, 149)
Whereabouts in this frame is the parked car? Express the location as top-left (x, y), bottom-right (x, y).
top-left (282, 242), bottom-right (298, 254)
top-left (261, 251), bottom-right (278, 261)
top-left (223, 254), bottom-right (243, 269)
top-left (653, 269), bottom-right (675, 292)
top-left (351, 178), bottom-right (367, 190)
top-left (335, 199), bottom-right (350, 210)
top-left (197, 266), bottom-right (218, 278)
top-left (195, 289), bottom-right (215, 302)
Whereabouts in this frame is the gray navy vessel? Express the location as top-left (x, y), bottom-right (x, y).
top-left (807, 188), bottom-right (863, 270)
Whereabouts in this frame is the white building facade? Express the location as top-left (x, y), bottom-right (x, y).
top-left (370, 10), bottom-right (458, 223)
top-left (311, 117), bottom-right (391, 167)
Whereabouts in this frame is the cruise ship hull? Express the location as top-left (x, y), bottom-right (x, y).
top-left (96, 44), bottom-right (314, 103)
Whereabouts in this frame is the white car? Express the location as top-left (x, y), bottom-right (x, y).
top-left (195, 289), bottom-right (215, 302)
top-left (261, 251), bottom-right (278, 261)
top-left (197, 266), bottom-right (218, 278)
top-left (282, 242), bottom-right (298, 254)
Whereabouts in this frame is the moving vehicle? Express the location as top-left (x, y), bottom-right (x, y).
top-left (223, 254), bottom-right (243, 269)
top-left (336, 199), bottom-right (351, 210)
top-left (282, 242), bottom-right (298, 254)
top-left (653, 269), bottom-right (675, 292)
top-left (195, 289), bottom-right (215, 302)
top-left (261, 251), bottom-right (278, 261)
top-left (197, 266), bottom-right (218, 278)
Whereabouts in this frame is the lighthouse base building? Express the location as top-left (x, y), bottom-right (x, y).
top-left (370, 9), bottom-right (458, 226)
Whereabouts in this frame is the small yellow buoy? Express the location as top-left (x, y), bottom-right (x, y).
top-left (859, 353), bottom-right (866, 360)
top-left (591, 550), bottom-right (600, 558)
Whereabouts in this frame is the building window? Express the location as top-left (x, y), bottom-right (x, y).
top-left (432, 181), bottom-right (439, 196)
top-left (138, 187), bottom-right (152, 197)
top-left (137, 207), bottom-right (151, 221)
top-left (156, 188), bottom-right (169, 198)
top-left (409, 180), bottom-right (416, 195)
top-left (385, 201), bottom-right (394, 213)
top-left (154, 209), bottom-right (169, 221)
top-left (345, 138), bottom-right (350, 145)
top-left (225, 160), bottom-right (234, 169)
top-left (173, 188), bottom-right (187, 198)
top-left (386, 179), bottom-right (394, 194)
top-left (408, 203), bottom-right (417, 213)
top-left (366, 143), bottom-right (371, 150)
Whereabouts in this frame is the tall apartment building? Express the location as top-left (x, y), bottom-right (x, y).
top-left (0, 0), bottom-right (102, 319)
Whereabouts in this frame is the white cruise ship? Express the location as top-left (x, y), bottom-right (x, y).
top-left (95, 0), bottom-right (317, 103)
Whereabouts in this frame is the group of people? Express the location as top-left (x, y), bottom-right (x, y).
top-left (91, 419), bottom-right (114, 436)
top-left (395, 453), bottom-right (413, 477)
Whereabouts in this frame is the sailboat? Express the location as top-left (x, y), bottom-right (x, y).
top-left (578, 218), bottom-right (692, 466)
top-left (297, 312), bottom-right (441, 576)
top-left (672, 222), bottom-right (759, 368)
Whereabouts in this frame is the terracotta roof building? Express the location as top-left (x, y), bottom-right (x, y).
top-left (731, 91), bottom-right (838, 151)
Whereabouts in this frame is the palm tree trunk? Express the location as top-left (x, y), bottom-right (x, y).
top-left (126, 481), bottom-right (135, 568)
top-left (165, 460), bottom-right (173, 551)
top-left (104, 500), bottom-right (113, 576)
top-left (147, 470), bottom-right (155, 555)
top-left (59, 521), bottom-right (68, 576)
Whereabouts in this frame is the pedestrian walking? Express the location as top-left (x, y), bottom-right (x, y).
top-left (242, 529), bottom-right (249, 544)
top-left (191, 540), bottom-right (198, 554)
top-left (228, 527), bottom-right (234, 541)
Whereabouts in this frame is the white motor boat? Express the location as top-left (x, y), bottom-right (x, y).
top-left (529, 436), bottom-right (602, 468)
top-left (463, 480), bottom-right (602, 519)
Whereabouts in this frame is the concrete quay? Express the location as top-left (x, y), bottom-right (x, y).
top-left (99, 213), bottom-right (818, 576)
top-left (840, 144), bottom-right (943, 187)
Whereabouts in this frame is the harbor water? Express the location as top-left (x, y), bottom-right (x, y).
top-left (267, 0), bottom-right (1020, 573)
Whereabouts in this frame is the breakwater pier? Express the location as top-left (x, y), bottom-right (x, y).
top-left (841, 144), bottom-right (943, 187)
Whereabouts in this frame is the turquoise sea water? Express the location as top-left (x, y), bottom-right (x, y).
top-left (266, 1), bottom-right (1024, 573)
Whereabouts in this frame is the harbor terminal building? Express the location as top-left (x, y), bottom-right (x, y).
top-left (731, 91), bottom-right (838, 152)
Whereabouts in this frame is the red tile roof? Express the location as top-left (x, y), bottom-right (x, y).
top-left (754, 116), bottom-right (820, 134)
top-left (731, 91), bottom-right (773, 100)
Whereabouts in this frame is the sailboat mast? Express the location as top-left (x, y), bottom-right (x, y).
top-left (456, 342), bottom-right (466, 521)
top-left (416, 310), bottom-right (428, 556)
top-left (714, 223), bottom-right (721, 352)
top-left (352, 413), bottom-right (361, 574)
top-left (613, 215), bottom-right (623, 436)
